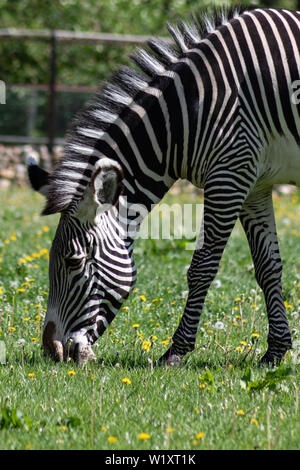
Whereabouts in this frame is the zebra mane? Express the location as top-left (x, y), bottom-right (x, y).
top-left (42, 5), bottom-right (251, 216)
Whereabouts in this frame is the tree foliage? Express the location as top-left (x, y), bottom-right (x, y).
top-left (0, 0), bottom-right (297, 86)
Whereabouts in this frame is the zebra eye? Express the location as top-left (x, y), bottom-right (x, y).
top-left (64, 257), bottom-right (85, 270)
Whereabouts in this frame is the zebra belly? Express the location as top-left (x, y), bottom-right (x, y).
top-left (261, 135), bottom-right (300, 187)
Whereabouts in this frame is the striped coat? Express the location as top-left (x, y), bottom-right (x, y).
top-left (28, 7), bottom-right (300, 365)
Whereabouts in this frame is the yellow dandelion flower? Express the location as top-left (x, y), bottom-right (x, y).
top-left (107, 436), bottom-right (117, 444)
top-left (250, 418), bottom-right (258, 426)
top-left (139, 295), bottom-right (146, 301)
top-left (28, 373), bottom-right (35, 378)
top-left (132, 323), bottom-right (140, 328)
top-left (240, 341), bottom-right (247, 346)
top-left (16, 288), bottom-right (27, 293)
top-left (166, 427), bottom-right (174, 433)
top-left (199, 384), bottom-right (206, 389)
top-left (235, 297), bottom-right (241, 301)
top-left (21, 282), bottom-right (31, 288)
top-left (138, 432), bottom-right (150, 440)
top-left (160, 339), bottom-right (169, 345)
top-left (8, 326), bottom-right (16, 331)
top-left (42, 226), bottom-right (50, 232)
top-left (68, 370), bottom-right (76, 375)
top-left (31, 337), bottom-right (38, 342)
top-left (101, 426), bottom-right (107, 432)
top-left (195, 432), bottom-right (205, 439)
top-left (23, 317), bottom-right (29, 322)
top-left (121, 377), bottom-right (131, 385)
top-left (251, 333), bottom-right (260, 338)
top-left (236, 409), bottom-right (245, 415)
top-left (142, 340), bottom-right (151, 352)
top-left (195, 407), bottom-right (200, 414)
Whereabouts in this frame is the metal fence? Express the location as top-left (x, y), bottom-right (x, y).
top-left (0, 28), bottom-right (157, 159)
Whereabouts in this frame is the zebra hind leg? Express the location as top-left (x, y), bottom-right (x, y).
top-left (239, 188), bottom-right (292, 367)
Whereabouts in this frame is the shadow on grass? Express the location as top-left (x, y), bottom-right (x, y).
top-left (97, 352), bottom-right (150, 369)
top-left (95, 350), bottom-right (262, 371)
top-left (6, 344), bottom-right (275, 372)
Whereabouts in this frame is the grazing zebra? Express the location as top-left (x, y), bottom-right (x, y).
top-left (28, 6), bottom-right (300, 366)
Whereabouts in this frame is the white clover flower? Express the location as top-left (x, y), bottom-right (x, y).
top-left (214, 321), bottom-right (225, 330)
top-left (16, 338), bottom-right (26, 346)
top-left (213, 280), bottom-right (221, 288)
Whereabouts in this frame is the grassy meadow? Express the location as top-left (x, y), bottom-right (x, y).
top-left (0, 184), bottom-right (300, 450)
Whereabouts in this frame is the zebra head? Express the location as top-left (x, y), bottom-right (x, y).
top-left (28, 157), bottom-right (137, 364)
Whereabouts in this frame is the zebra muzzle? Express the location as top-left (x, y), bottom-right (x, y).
top-left (65, 337), bottom-right (96, 366)
top-left (42, 321), bottom-right (96, 365)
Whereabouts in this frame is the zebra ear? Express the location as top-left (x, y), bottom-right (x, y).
top-left (75, 158), bottom-right (124, 222)
top-left (27, 157), bottom-right (51, 197)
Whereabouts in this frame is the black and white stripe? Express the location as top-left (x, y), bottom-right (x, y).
top-left (29, 6), bottom-right (300, 365)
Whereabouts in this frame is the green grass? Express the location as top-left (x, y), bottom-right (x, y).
top-left (0, 186), bottom-right (300, 450)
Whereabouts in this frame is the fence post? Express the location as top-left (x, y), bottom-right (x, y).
top-left (47, 29), bottom-right (57, 160)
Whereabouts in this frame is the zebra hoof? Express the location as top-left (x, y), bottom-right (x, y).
top-left (258, 351), bottom-right (282, 368)
top-left (157, 347), bottom-right (183, 367)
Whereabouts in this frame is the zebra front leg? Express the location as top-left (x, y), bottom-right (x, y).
top-left (239, 188), bottom-right (292, 366)
top-left (158, 166), bottom-right (257, 366)
top-left (157, 246), bottom-right (222, 366)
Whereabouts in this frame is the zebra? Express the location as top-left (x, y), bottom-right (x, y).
top-left (28, 6), bottom-right (300, 366)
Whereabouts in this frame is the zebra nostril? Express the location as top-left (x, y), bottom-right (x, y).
top-left (65, 336), bottom-right (96, 365)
